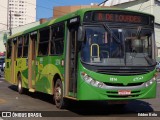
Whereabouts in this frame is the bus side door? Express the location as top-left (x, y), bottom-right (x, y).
top-left (11, 38), bottom-right (17, 84)
top-left (28, 31), bottom-right (37, 92)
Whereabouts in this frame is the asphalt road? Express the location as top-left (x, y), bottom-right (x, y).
top-left (0, 72), bottom-right (160, 120)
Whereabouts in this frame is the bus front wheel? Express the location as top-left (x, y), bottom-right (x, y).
top-left (17, 74), bottom-right (23, 94)
top-left (54, 79), bottom-right (65, 109)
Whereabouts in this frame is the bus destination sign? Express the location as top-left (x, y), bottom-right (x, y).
top-left (93, 12), bottom-right (149, 24)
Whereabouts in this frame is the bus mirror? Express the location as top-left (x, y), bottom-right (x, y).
top-left (78, 26), bottom-right (84, 42)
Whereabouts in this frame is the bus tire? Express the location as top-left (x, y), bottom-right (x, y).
top-left (54, 79), bottom-right (65, 109)
top-left (17, 74), bottom-right (23, 94)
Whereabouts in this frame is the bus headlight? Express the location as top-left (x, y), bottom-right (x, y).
top-left (81, 72), bottom-right (105, 88)
top-left (144, 77), bottom-right (156, 87)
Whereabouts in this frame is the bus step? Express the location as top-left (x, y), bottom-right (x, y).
top-left (64, 96), bottom-right (77, 100)
top-left (29, 88), bottom-right (35, 92)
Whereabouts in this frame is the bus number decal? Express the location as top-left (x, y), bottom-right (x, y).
top-left (110, 77), bottom-right (117, 82)
top-left (40, 58), bottom-right (43, 64)
top-left (55, 59), bottom-right (60, 65)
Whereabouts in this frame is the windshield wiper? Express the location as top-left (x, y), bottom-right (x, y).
top-left (144, 55), bottom-right (153, 65)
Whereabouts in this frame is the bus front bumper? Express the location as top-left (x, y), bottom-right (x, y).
top-left (77, 81), bottom-right (157, 100)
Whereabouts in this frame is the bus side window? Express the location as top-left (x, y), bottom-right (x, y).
top-left (17, 36), bottom-right (23, 58)
top-left (51, 23), bottom-right (64, 55)
top-left (38, 27), bottom-right (50, 56)
top-left (50, 27), bottom-right (55, 55)
top-left (23, 35), bottom-right (29, 57)
top-left (7, 40), bottom-right (12, 58)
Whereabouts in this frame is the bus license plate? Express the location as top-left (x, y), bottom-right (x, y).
top-left (118, 90), bottom-right (131, 95)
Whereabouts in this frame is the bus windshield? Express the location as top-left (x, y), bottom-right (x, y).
top-left (81, 25), bottom-right (155, 66)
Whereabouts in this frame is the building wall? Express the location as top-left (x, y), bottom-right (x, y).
top-left (0, 0), bottom-right (37, 53)
top-left (0, 33), bottom-right (6, 53)
top-left (0, 1), bottom-right (7, 53)
top-left (0, 1), bottom-right (8, 31)
top-left (8, 0), bottom-right (36, 29)
top-left (154, 1), bottom-right (160, 24)
top-left (155, 24), bottom-right (160, 58)
top-left (102, 0), bottom-right (136, 6)
top-left (25, 0), bottom-right (36, 24)
top-left (114, 0), bottom-right (160, 23)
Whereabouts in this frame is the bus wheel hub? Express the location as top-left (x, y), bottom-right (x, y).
top-left (55, 87), bottom-right (61, 101)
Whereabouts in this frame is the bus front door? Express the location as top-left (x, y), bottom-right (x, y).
top-left (65, 25), bottom-right (78, 98)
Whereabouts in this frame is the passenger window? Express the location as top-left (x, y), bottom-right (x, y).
top-left (7, 40), bottom-right (12, 58)
top-left (23, 35), bottom-right (29, 57)
top-left (17, 36), bottom-right (23, 58)
top-left (38, 27), bottom-right (50, 56)
top-left (51, 23), bottom-right (64, 55)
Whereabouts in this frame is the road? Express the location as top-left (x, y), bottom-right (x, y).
top-left (0, 72), bottom-right (160, 120)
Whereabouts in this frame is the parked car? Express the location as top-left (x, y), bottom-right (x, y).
top-left (156, 62), bottom-right (160, 72)
top-left (0, 67), bottom-right (1, 77)
top-left (0, 57), bottom-right (5, 71)
top-left (3, 62), bottom-right (5, 71)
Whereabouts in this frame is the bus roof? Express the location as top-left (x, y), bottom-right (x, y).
top-left (8, 7), bottom-right (154, 39)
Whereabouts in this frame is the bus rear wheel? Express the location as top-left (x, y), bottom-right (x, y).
top-left (17, 74), bottom-right (23, 94)
top-left (54, 79), bottom-right (65, 109)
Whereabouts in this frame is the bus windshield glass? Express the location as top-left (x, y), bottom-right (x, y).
top-left (81, 25), bottom-right (155, 66)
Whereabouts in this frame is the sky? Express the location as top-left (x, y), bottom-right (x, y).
top-left (36, 0), bottom-right (103, 20)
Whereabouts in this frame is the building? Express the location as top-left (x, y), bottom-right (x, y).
top-left (0, 0), bottom-right (36, 31)
top-left (0, 0), bottom-right (36, 53)
top-left (0, 1), bottom-right (8, 31)
top-left (0, 21), bottom-right (40, 53)
top-left (8, 0), bottom-right (36, 29)
top-left (100, 0), bottom-right (160, 60)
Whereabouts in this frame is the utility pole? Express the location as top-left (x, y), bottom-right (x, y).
top-left (9, 10), bottom-right (12, 36)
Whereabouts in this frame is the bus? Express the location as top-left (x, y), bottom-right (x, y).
top-left (5, 8), bottom-right (157, 109)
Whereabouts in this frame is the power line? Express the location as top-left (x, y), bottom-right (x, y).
top-left (98, 0), bottom-right (108, 6)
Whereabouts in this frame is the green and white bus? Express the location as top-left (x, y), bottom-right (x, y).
top-left (5, 8), bottom-right (157, 108)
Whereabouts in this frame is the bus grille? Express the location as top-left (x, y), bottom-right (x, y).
top-left (96, 69), bottom-right (150, 75)
top-left (104, 82), bottom-right (143, 86)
